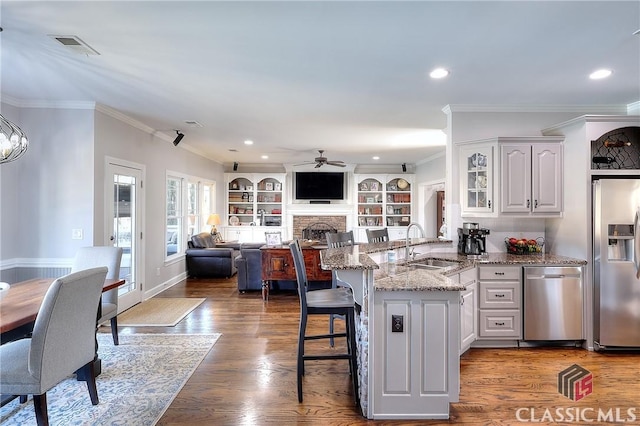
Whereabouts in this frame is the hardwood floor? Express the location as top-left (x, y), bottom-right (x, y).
top-left (114, 277), bottom-right (640, 425)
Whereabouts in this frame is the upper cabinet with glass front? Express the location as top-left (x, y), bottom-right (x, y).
top-left (459, 137), bottom-right (564, 218)
top-left (460, 143), bottom-right (496, 217)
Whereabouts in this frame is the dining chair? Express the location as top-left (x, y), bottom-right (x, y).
top-left (289, 240), bottom-right (358, 404)
top-left (366, 227), bottom-right (389, 243)
top-left (324, 231), bottom-right (355, 346)
top-left (71, 246), bottom-right (123, 345)
top-left (0, 267), bottom-right (108, 426)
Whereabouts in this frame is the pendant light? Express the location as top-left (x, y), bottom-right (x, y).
top-left (0, 113), bottom-right (29, 164)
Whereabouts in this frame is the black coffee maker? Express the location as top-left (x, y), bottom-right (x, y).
top-left (458, 223), bottom-right (490, 256)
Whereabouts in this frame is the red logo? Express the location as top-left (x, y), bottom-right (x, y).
top-left (558, 364), bottom-right (593, 401)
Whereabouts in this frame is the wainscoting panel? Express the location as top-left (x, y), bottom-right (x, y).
top-left (1, 267), bottom-right (72, 283)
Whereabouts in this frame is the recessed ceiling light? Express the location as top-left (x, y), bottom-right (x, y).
top-left (372, 156), bottom-right (380, 160)
top-left (244, 140), bottom-right (254, 145)
top-left (261, 155), bottom-right (268, 159)
top-left (589, 69), bottom-right (612, 80)
top-left (429, 68), bottom-right (449, 79)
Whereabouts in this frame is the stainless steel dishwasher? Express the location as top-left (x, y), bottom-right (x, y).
top-left (523, 266), bottom-right (583, 341)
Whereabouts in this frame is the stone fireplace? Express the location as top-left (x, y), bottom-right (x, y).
top-left (292, 215), bottom-right (347, 242)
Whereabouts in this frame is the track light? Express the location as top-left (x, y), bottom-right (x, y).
top-left (172, 131), bottom-right (184, 146)
top-left (402, 163), bottom-right (407, 172)
top-left (233, 162), bottom-right (238, 171)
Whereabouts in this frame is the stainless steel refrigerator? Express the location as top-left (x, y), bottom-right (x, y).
top-left (593, 177), bottom-right (640, 350)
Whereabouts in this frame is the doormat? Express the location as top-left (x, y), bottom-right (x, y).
top-left (116, 297), bottom-right (206, 326)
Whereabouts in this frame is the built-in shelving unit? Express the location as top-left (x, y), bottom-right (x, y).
top-left (224, 173), bottom-right (285, 242)
top-left (354, 174), bottom-right (414, 241)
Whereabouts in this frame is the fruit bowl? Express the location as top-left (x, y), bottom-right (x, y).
top-left (505, 237), bottom-right (544, 255)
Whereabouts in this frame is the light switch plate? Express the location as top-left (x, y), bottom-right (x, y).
top-left (72, 229), bottom-right (83, 240)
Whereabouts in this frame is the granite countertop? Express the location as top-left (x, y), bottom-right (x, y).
top-left (319, 240), bottom-right (587, 293)
top-left (373, 251), bottom-right (588, 292)
top-left (319, 238), bottom-right (452, 271)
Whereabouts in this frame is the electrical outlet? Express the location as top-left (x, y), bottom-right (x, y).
top-left (391, 314), bottom-right (403, 333)
top-left (71, 229), bottom-right (83, 240)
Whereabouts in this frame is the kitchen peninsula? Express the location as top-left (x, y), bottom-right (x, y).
top-left (319, 239), bottom-right (587, 420)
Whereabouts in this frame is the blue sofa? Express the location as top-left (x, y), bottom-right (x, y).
top-left (235, 243), bottom-right (272, 292)
top-left (186, 233), bottom-right (241, 278)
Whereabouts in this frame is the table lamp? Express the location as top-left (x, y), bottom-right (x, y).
top-left (207, 214), bottom-right (222, 242)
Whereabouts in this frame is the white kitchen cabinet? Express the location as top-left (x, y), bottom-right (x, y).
top-left (460, 137), bottom-right (564, 218)
top-left (458, 268), bottom-right (477, 354)
top-left (459, 144), bottom-right (496, 216)
top-left (476, 265), bottom-right (522, 340)
top-left (500, 140), bottom-right (563, 215)
top-left (372, 289), bottom-right (460, 418)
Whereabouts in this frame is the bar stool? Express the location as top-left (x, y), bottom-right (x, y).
top-left (289, 240), bottom-right (359, 404)
top-left (325, 231), bottom-right (355, 346)
top-left (366, 228), bottom-right (389, 243)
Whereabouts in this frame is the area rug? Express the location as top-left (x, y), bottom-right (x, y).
top-left (116, 297), bottom-right (206, 326)
top-left (0, 333), bottom-right (220, 426)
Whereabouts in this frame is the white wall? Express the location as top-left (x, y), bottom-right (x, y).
top-left (415, 154), bottom-right (446, 236)
top-left (0, 104), bottom-right (95, 262)
top-left (0, 103), bottom-right (224, 296)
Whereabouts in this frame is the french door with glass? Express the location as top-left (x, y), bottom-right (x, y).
top-left (106, 160), bottom-right (144, 311)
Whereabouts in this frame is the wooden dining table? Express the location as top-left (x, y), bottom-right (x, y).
top-left (0, 277), bottom-right (125, 335)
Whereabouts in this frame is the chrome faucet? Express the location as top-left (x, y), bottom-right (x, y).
top-left (405, 222), bottom-right (425, 261)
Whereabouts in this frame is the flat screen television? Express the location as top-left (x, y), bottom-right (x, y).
top-left (294, 171), bottom-right (345, 201)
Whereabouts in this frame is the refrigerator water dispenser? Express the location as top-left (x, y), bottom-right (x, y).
top-left (607, 224), bottom-right (634, 261)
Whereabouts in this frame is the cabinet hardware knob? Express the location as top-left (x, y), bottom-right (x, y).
top-left (534, 199), bottom-right (539, 208)
top-left (495, 294), bottom-right (505, 298)
top-left (527, 199), bottom-right (530, 208)
top-left (495, 322), bottom-right (505, 326)
top-left (488, 200), bottom-right (491, 208)
top-left (495, 272), bottom-right (504, 275)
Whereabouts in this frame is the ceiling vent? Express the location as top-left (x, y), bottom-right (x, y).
top-left (184, 120), bottom-right (203, 128)
top-left (48, 35), bottom-right (100, 55)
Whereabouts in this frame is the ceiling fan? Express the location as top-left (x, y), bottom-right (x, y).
top-left (295, 150), bottom-right (346, 168)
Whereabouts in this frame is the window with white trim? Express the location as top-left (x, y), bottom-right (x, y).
top-left (166, 172), bottom-right (216, 260)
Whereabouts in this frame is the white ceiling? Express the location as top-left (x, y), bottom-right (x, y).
top-left (1, 1), bottom-right (639, 168)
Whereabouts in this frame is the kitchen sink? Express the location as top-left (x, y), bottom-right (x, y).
top-left (408, 258), bottom-right (461, 270)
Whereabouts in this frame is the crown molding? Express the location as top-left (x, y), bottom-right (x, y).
top-left (0, 94), bottom-right (95, 110)
top-left (542, 114), bottom-right (640, 134)
top-left (94, 104), bottom-right (221, 163)
top-left (443, 104), bottom-right (628, 114)
top-left (95, 103), bottom-right (159, 135)
top-left (416, 149), bottom-right (445, 166)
